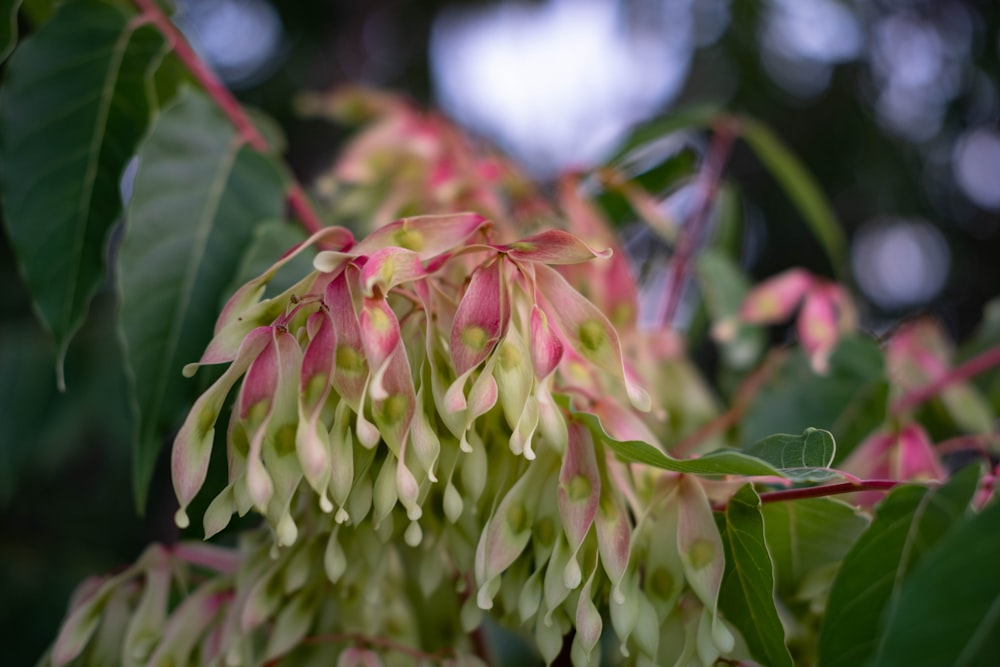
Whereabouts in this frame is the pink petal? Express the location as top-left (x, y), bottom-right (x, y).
top-left (500, 229), bottom-right (611, 265)
top-left (797, 285), bottom-right (839, 374)
top-left (451, 259), bottom-right (508, 376)
top-left (557, 422), bottom-right (601, 557)
top-left (739, 268), bottom-right (813, 324)
top-left (325, 273), bottom-right (368, 411)
top-left (352, 212), bottom-right (488, 260)
top-left (534, 264), bottom-right (650, 410)
top-left (530, 304), bottom-right (564, 380)
top-left (360, 246), bottom-right (426, 296)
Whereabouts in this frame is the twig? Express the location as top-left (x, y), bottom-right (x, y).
top-left (658, 119), bottom-right (737, 327)
top-left (132, 0), bottom-right (324, 235)
top-left (756, 479), bottom-right (904, 505)
top-left (891, 343), bottom-right (1000, 415)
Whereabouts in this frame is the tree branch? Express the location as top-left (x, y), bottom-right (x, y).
top-left (132, 0), bottom-right (324, 234)
top-left (658, 119), bottom-right (737, 327)
top-left (892, 343), bottom-right (1000, 415)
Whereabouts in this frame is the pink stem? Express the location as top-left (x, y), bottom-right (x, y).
top-left (892, 343), bottom-right (1000, 415)
top-left (659, 120), bottom-right (737, 327)
top-left (756, 479), bottom-right (904, 505)
top-left (132, 0), bottom-right (323, 235)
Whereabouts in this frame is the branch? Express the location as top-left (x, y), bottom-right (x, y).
top-left (132, 0), bottom-right (324, 235)
top-left (657, 119), bottom-right (737, 327)
top-left (756, 479), bottom-right (904, 505)
top-left (891, 343), bottom-right (1000, 415)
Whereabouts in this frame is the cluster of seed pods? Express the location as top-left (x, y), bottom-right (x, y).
top-left (162, 212), bottom-right (746, 665)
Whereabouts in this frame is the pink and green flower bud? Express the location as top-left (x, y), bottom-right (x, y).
top-left (572, 561), bottom-right (603, 665)
top-left (370, 345), bottom-right (417, 456)
top-left (145, 582), bottom-right (229, 667)
top-left (535, 264), bottom-right (650, 411)
top-left (739, 267), bottom-right (812, 324)
top-left (443, 479), bottom-right (464, 523)
top-left (535, 610), bottom-right (570, 665)
top-left (557, 423), bottom-right (601, 588)
top-left (408, 389), bottom-right (441, 481)
top-left (361, 246), bottom-right (426, 296)
top-left (843, 423), bottom-right (945, 504)
top-left (372, 453), bottom-right (399, 530)
top-left (500, 229), bottom-right (611, 265)
top-left (297, 311), bottom-right (336, 509)
top-left (475, 460), bottom-right (547, 609)
top-left (530, 304), bottom-right (564, 380)
top-left (595, 492), bottom-right (632, 605)
top-left (324, 528), bottom-right (347, 584)
top-left (351, 212), bottom-right (488, 260)
top-left (328, 401), bottom-right (356, 522)
top-left (676, 474), bottom-right (729, 651)
top-left (451, 259), bottom-right (508, 376)
top-left (51, 572), bottom-right (130, 666)
top-left (326, 273), bottom-right (369, 412)
top-left (609, 570), bottom-right (641, 657)
top-left (123, 548), bottom-right (171, 667)
top-left (263, 590), bottom-right (316, 663)
top-left (797, 284), bottom-right (839, 374)
top-left (518, 568), bottom-right (545, 623)
top-left (542, 533), bottom-right (574, 624)
top-left (172, 326), bottom-right (272, 529)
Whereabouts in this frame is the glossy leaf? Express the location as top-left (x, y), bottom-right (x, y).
top-left (742, 336), bottom-right (888, 460)
top-left (0, 0), bottom-right (20, 63)
top-left (572, 410), bottom-right (782, 477)
top-left (739, 117), bottom-right (849, 281)
top-left (818, 465), bottom-right (981, 667)
top-left (761, 497), bottom-right (867, 598)
top-left (746, 428), bottom-right (838, 482)
top-left (119, 88), bottom-right (286, 511)
top-left (871, 492), bottom-right (1000, 667)
top-left (226, 220), bottom-right (312, 301)
top-left (718, 485), bottom-right (793, 667)
top-left (0, 1), bottom-right (166, 383)
top-left (696, 250), bottom-right (764, 370)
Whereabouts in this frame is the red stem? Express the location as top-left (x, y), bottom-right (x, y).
top-left (892, 343), bottom-right (1000, 415)
top-left (757, 479), bottom-right (903, 505)
top-left (132, 0), bottom-right (323, 234)
top-left (659, 120), bottom-right (737, 327)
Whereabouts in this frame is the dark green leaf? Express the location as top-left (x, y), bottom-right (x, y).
top-left (742, 336), bottom-right (888, 460)
top-left (225, 220), bottom-right (312, 302)
top-left (761, 497), bottom-right (867, 598)
top-left (0, 1), bottom-right (166, 385)
top-left (871, 491), bottom-right (1000, 667)
top-left (746, 428), bottom-right (837, 482)
top-left (818, 465), bottom-right (981, 667)
top-left (118, 88), bottom-right (287, 511)
top-left (696, 250), bottom-right (765, 370)
top-left (738, 117), bottom-right (849, 282)
top-left (718, 485), bottom-right (793, 667)
top-left (572, 410), bottom-right (782, 477)
top-left (609, 105), bottom-right (721, 163)
top-left (0, 0), bottom-right (21, 63)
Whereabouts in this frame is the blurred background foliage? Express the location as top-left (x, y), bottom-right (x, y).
top-left (2, 0), bottom-right (999, 663)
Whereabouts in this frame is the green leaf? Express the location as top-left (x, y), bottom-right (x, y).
top-left (224, 220), bottom-right (312, 302)
top-left (0, 0), bottom-right (21, 63)
top-left (871, 491), bottom-right (1000, 667)
top-left (746, 428), bottom-right (838, 482)
top-left (761, 497), bottom-right (867, 598)
top-left (818, 465), bottom-right (981, 667)
top-left (738, 117), bottom-right (849, 282)
top-left (718, 485), bottom-right (793, 667)
top-left (695, 250), bottom-right (765, 370)
top-left (118, 88), bottom-right (287, 511)
top-left (0, 1), bottom-right (167, 385)
top-left (609, 105), bottom-right (721, 163)
top-left (742, 336), bottom-right (888, 460)
top-left (571, 410), bottom-right (782, 477)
